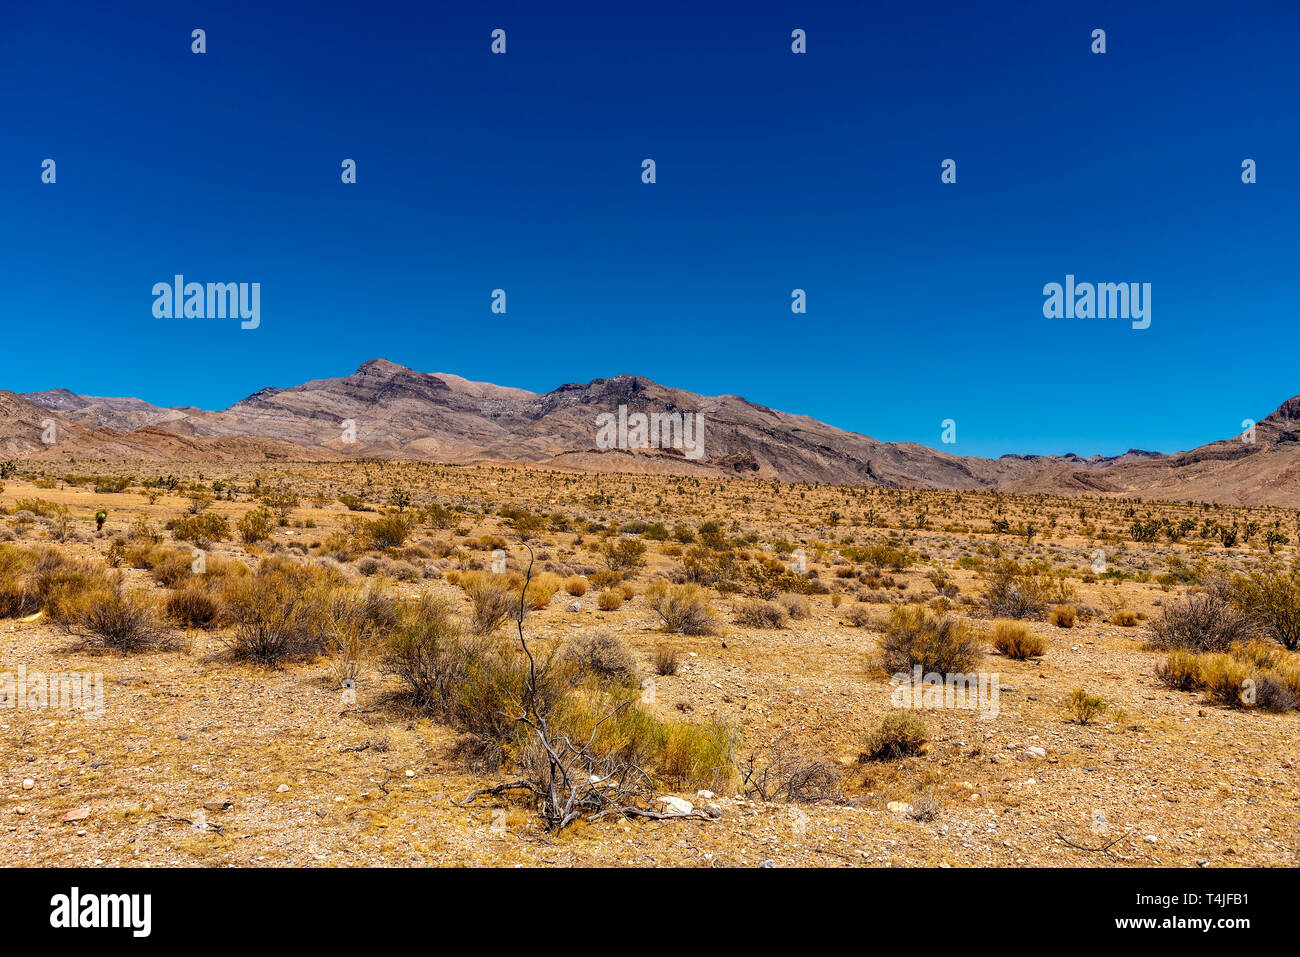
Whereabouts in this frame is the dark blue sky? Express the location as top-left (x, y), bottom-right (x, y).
top-left (3, 0), bottom-right (1297, 457)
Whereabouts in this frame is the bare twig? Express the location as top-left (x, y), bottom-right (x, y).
top-left (1055, 828), bottom-right (1131, 853)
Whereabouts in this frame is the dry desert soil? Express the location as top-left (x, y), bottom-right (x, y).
top-left (1, 461), bottom-right (1296, 867)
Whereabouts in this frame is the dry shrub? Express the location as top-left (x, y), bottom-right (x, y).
top-left (1234, 638), bottom-right (1281, 671)
top-left (383, 594), bottom-right (733, 790)
top-left (1254, 673), bottom-right (1297, 713)
top-left (1273, 660), bottom-right (1300, 702)
top-left (461, 572), bottom-right (515, 635)
top-left (734, 598), bottom-right (788, 629)
top-left (323, 586), bottom-right (399, 684)
top-left (1155, 649), bottom-right (1202, 690)
top-left (539, 692), bottom-right (734, 792)
top-left (165, 580), bottom-right (223, 628)
top-left (776, 593), bottom-right (811, 619)
top-left (382, 595), bottom-right (493, 715)
top-left (563, 575), bottom-right (588, 597)
top-left (981, 559), bottom-right (1050, 619)
top-left (1049, 604), bottom-right (1076, 628)
top-left (362, 512), bottom-right (413, 549)
top-left (646, 582), bottom-right (718, 635)
top-left (1148, 592), bottom-right (1250, 652)
top-left (1065, 688), bottom-right (1106, 724)
top-left (1196, 653), bottom-right (1253, 708)
top-left (0, 544), bottom-right (39, 617)
top-left (843, 604), bottom-right (874, 627)
top-left (218, 557), bottom-right (338, 665)
top-left (30, 550), bottom-right (117, 622)
top-left (66, 583), bottom-right (168, 652)
top-left (522, 571), bottom-right (561, 610)
top-left (879, 605), bottom-right (980, 674)
top-left (596, 589), bottom-right (623, 611)
top-left (990, 620), bottom-right (1047, 659)
top-left (740, 738), bottom-right (842, 803)
top-left (556, 630), bottom-right (636, 683)
top-left (861, 711), bottom-right (929, 761)
top-left (653, 645), bottom-right (680, 676)
top-left (1112, 609), bottom-right (1140, 627)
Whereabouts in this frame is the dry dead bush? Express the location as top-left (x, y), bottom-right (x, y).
top-left (646, 582), bottom-right (718, 635)
top-left (165, 580), bottom-right (223, 628)
top-left (1148, 591), bottom-right (1250, 652)
top-left (733, 598), bottom-right (788, 629)
top-left (776, 593), bottom-right (811, 619)
top-left (461, 572), bottom-right (515, 635)
top-left (556, 631), bottom-right (636, 684)
top-left (989, 620), bottom-right (1047, 659)
top-left (878, 605), bottom-right (980, 674)
top-left (1049, 604), bottom-right (1076, 628)
top-left (65, 583), bottom-right (169, 652)
top-left (843, 604), bottom-right (874, 627)
top-left (739, 738), bottom-right (842, 803)
top-left (219, 558), bottom-right (338, 665)
top-left (860, 711), bottom-right (929, 761)
top-left (653, 644), bottom-right (680, 675)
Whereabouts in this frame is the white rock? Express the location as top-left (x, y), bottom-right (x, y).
top-left (1018, 746), bottom-right (1047, 761)
top-left (697, 790), bottom-right (715, 799)
top-left (656, 795), bottom-right (694, 815)
top-left (276, 784), bottom-right (290, 793)
top-left (21, 778), bottom-right (34, 791)
top-left (887, 801), bottom-right (913, 816)
top-left (566, 602), bottom-right (582, 612)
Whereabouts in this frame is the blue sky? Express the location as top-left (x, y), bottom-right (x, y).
top-left (2, 0), bottom-right (1297, 458)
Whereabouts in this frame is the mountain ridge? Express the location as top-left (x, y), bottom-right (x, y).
top-left (8, 359), bottom-right (1300, 505)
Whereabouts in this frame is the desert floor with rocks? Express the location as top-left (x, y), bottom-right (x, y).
top-left (1, 462), bottom-right (1296, 867)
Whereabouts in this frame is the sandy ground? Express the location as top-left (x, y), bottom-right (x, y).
top-left (1, 467), bottom-right (1296, 867)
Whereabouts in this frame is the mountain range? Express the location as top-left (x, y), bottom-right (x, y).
top-left (4, 358), bottom-right (1300, 506)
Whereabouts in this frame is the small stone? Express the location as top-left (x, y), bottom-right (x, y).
top-left (1144, 834), bottom-right (1158, 844)
top-left (887, 801), bottom-right (913, 816)
top-left (276, 784), bottom-right (290, 793)
top-left (1018, 746), bottom-right (1047, 761)
top-left (759, 859), bottom-right (777, 868)
top-left (21, 778), bottom-right (33, 791)
top-left (566, 602), bottom-right (582, 612)
top-left (405, 769), bottom-right (415, 778)
top-left (697, 790), bottom-right (715, 799)
top-left (656, 795), bottom-right (694, 816)
top-left (61, 806), bottom-right (91, 823)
